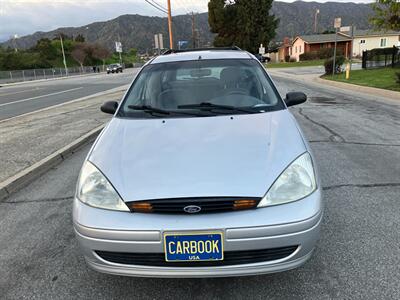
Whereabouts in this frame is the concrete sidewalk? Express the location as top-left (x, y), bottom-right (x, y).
top-left (0, 88), bottom-right (126, 200)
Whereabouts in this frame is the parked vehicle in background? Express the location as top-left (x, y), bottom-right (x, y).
top-left (254, 53), bottom-right (267, 63)
top-left (107, 63), bottom-right (123, 74)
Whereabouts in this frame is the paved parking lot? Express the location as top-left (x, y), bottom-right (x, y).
top-left (0, 74), bottom-right (399, 299)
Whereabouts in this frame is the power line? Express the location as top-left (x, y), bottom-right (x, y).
top-left (144, 0), bottom-right (168, 14)
top-left (149, 0), bottom-right (168, 12)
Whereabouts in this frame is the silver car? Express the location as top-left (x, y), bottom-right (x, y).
top-left (73, 48), bottom-right (323, 278)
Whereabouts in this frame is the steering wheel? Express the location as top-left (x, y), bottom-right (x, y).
top-left (225, 88), bottom-right (248, 96)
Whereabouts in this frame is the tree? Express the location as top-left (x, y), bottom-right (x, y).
top-left (53, 32), bottom-right (71, 41)
top-left (91, 44), bottom-right (111, 70)
top-left (370, 0), bottom-right (400, 31)
top-left (71, 43), bottom-right (88, 70)
top-left (209, 0), bottom-right (238, 47)
top-left (208, 0), bottom-right (279, 53)
top-left (32, 38), bottom-right (57, 63)
top-left (75, 34), bottom-right (85, 43)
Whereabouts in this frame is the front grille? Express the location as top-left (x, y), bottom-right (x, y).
top-left (95, 246), bottom-right (298, 267)
top-left (126, 197), bottom-right (261, 214)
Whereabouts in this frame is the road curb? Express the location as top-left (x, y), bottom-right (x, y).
top-left (0, 125), bottom-right (105, 202)
top-left (315, 77), bottom-right (400, 100)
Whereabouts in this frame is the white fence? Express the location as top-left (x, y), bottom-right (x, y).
top-left (0, 63), bottom-right (144, 84)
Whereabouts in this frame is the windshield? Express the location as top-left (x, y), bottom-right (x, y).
top-left (118, 59), bottom-right (284, 118)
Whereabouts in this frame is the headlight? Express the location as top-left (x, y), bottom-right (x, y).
top-left (258, 152), bottom-right (317, 207)
top-left (76, 161), bottom-right (129, 211)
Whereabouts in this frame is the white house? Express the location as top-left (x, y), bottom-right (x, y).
top-left (340, 29), bottom-right (400, 57)
top-left (285, 29), bottom-right (400, 62)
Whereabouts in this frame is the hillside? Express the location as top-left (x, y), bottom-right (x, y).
top-left (273, 1), bottom-right (373, 38)
top-left (1, 1), bottom-right (374, 52)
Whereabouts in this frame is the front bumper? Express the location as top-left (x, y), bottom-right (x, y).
top-left (73, 189), bottom-right (322, 278)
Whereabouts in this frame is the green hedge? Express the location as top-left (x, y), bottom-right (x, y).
top-left (300, 48), bottom-right (344, 61)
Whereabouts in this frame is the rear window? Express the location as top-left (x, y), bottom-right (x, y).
top-left (119, 59), bottom-right (284, 118)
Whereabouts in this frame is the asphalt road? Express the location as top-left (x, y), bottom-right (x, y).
top-left (0, 69), bottom-right (137, 121)
top-left (1, 73), bottom-right (399, 299)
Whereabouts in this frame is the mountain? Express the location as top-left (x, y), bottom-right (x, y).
top-left (1, 1), bottom-right (374, 52)
top-left (273, 1), bottom-right (374, 38)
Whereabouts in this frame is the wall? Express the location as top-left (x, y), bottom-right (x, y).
top-left (292, 41), bottom-right (351, 61)
top-left (353, 35), bottom-right (400, 57)
top-left (291, 38), bottom-right (305, 62)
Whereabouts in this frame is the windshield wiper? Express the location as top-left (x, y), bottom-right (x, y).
top-left (177, 102), bottom-right (256, 114)
top-left (128, 105), bottom-right (212, 117)
top-left (128, 105), bottom-right (171, 115)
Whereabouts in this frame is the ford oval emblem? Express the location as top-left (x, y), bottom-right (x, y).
top-left (183, 205), bottom-right (202, 214)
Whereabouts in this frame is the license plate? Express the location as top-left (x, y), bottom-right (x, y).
top-left (164, 232), bottom-right (224, 262)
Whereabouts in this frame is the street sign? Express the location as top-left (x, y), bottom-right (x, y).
top-left (178, 40), bottom-right (189, 49)
top-left (154, 34), bottom-right (159, 49)
top-left (154, 34), bottom-right (164, 50)
top-left (340, 26), bottom-right (351, 32)
top-left (115, 41), bottom-right (122, 53)
top-left (259, 44), bottom-right (265, 55)
top-left (158, 33), bottom-right (164, 50)
top-left (334, 18), bottom-right (341, 29)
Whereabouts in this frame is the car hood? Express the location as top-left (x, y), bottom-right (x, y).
top-left (89, 110), bottom-right (307, 202)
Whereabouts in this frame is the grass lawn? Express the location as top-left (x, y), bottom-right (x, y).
top-left (266, 60), bottom-right (324, 68)
top-left (322, 67), bottom-right (400, 92)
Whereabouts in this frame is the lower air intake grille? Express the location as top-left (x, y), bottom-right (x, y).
top-left (95, 246), bottom-right (298, 267)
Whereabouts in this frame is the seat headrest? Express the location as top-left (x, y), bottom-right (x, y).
top-left (220, 67), bottom-right (242, 86)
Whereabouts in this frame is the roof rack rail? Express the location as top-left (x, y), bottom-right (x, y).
top-left (162, 46), bottom-right (242, 55)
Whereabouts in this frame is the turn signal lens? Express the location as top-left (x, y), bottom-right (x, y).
top-left (130, 202), bottom-right (153, 213)
top-left (233, 199), bottom-right (257, 210)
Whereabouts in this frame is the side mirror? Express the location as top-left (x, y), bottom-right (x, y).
top-left (284, 92), bottom-right (307, 107)
top-left (101, 101), bottom-right (118, 114)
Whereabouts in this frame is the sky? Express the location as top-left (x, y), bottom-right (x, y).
top-left (0, 0), bottom-right (375, 42)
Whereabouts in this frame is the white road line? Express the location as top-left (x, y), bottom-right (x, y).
top-left (0, 84), bottom-right (128, 124)
top-left (0, 88), bottom-right (41, 97)
top-left (0, 87), bottom-right (83, 107)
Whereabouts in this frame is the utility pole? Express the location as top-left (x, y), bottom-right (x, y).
top-left (167, 0), bottom-right (173, 49)
top-left (349, 25), bottom-right (354, 71)
top-left (332, 17), bottom-right (341, 77)
top-left (117, 33), bottom-right (122, 64)
top-left (191, 12), bottom-right (196, 48)
top-left (60, 34), bottom-right (68, 76)
top-left (12, 34), bottom-right (18, 52)
top-left (345, 25), bottom-right (354, 80)
top-left (314, 9), bottom-right (320, 33)
top-left (332, 27), bottom-right (338, 77)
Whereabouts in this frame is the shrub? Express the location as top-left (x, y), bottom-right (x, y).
top-left (299, 52), bottom-right (319, 61)
top-left (289, 57), bottom-right (296, 62)
top-left (395, 72), bottom-right (400, 84)
top-left (284, 55), bottom-right (290, 62)
top-left (324, 56), bottom-right (345, 74)
top-left (299, 48), bottom-right (344, 61)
